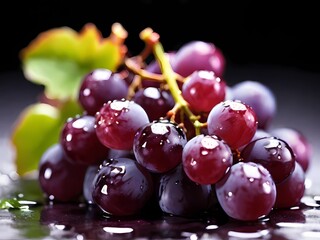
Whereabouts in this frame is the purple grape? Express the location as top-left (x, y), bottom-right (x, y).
top-left (207, 100), bottom-right (258, 150)
top-left (238, 129), bottom-right (272, 152)
top-left (60, 114), bottom-right (110, 166)
top-left (240, 136), bottom-right (296, 184)
top-left (172, 40), bottom-right (226, 78)
top-left (269, 127), bottom-right (312, 172)
top-left (91, 157), bottom-right (154, 216)
top-left (83, 164), bottom-right (99, 204)
top-left (215, 162), bottom-right (276, 221)
top-left (133, 119), bottom-right (187, 173)
top-left (132, 87), bottom-right (175, 121)
top-left (230, 80), bottom-right (277, 130)
top-left (181, 70), bottom-right (227, 113)
top-left (274, 162), bottom-right (305, 209)
top-left (108, 148), bottom-right (135, 160)
top-left (182, 134), bottom-right (233, 185)
top-left (158, 164), bottom-right (216, 217)
top-left (78, 68), bottom-right (128, 115)
top-left (95, 99), bottom-right (150, 150)
top-left (38, 144), bottom-right (88, 202)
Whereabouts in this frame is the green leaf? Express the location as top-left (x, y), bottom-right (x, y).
top-left (10, 101), bottom-right (83, 176)
top-left (20, 23), bottom-right (127, 100)
top-left (0, 198), bottom-right (22, 209)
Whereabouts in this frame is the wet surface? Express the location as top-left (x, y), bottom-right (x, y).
top-left (1, 177), bottom-right (320, 240)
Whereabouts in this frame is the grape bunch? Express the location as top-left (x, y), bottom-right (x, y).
top-left (37, 27), bottom-right (312, 222)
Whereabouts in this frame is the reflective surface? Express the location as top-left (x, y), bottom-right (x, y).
top-left (1, 177), bottom-right (320, 240)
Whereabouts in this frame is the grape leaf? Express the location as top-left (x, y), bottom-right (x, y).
top-left (11, 101), bottom-right (83, 176)
top-left (20, 23), bottom-right (127, 100)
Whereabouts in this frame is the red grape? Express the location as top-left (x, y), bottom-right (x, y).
top-left (95, 99), bottom-right (150, 150)
top-left (181, 70), bottom-right (226, 113)
top-left (182, 134), bottom-right (233, 185)
top-left (215, 162), bottom-right (276, 221)
top-left (207, 100), bottom-right (258, 150)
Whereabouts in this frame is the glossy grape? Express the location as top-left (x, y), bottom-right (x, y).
top-left (38, 144), bottom-right (88, 202)
top-left (60, 114), bottom-right (110, 166)
top-left (95, 99), bottom-right (150, 150)
top-left (207, 100), bottom-right (258, 150)
top-left (274, 162), bottom-right (305, 209)
top-left (91, 157), bottom-right (154, 216)
top-left (158, 164), bottom-right (216, 217)
top-left (230, 80), bottom-right (277, 129)
top-left (269, 127), bottom-right (312, 172)
top-left (240, 136), bottom-right (296, 183)
top-left (215, 162), bottom-right (276, 221)
top-left (83, 164), bottom-right (99, 204)
top-left (78, 68), bottom-right (128, 115)
top-left (182, 134), bottom-right (233, 185)
top-left (172, 40), bottom-right (226, 77)
top-left (181, 70), bottom-right (226, 113)
top-left (132, 87), bottom-right (175, 121)
top-left (133, 119), bottom-right (187, 173)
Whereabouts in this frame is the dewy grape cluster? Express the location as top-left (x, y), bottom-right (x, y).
top-left (37, 26), bottom-right (312, 222)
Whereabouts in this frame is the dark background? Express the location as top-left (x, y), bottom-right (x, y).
top-left (0, 0), bottom-right (319, 74)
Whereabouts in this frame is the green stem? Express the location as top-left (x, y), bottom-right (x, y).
top-left (140, 29), bottom-right (206, 134)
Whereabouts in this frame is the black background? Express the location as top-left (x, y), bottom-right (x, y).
top-left (0, 0), bottom-right (319, 74)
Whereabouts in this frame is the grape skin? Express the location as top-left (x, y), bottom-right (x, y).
top-left (240, 136), bottom-right (296, 184)
top-left (207, 100), bottom-right (258, 150)
top-left (182, 134), bottom-right (233, 185)
top-left (78, 68), bottom-right (128, 116)
top-left (60, 115), bottom-right (110, 166)
top-left (132, 87), bottom-right (175, 121)
top-left (95, 99), bottom-right (150, 150)
top-left (91, 157), bottom-right (154, 216)
top-left (274, 162), bottom-right (305, 209)
top-left (230, 80), bottom-right (277, 130)
top-left (172, 40), bottom-right (226, 78)
top-left (269, 127), bottom-right (312, 172)
top-left (133, 119), bottom-right (187, 173)
top-left (181, 70), bottom-right (227, 113)
top-left (38, 144), bottom-right (88, 202)
top-left (215, 162), bottom-right (276, 221)
top-left (158, 164), bottom-right (216, 217)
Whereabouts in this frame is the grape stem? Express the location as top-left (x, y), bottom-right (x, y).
top-left (139, 28), bottom-right (206, 135)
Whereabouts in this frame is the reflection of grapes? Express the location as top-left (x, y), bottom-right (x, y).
top-left (36, 26), bottom-right (309, 221)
